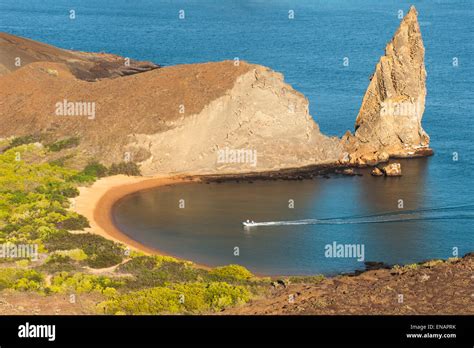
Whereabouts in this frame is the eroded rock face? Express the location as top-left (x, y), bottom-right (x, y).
top-left (343, 6), bottom-right (432, 164)
top-left (381, 163), bottom-right (402, 177)
top-left (128, 66), bottom-right (343, 175)
top-left (371, 167), bottom-right (383, 176)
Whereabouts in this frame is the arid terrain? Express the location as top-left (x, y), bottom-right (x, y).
top-left (224, 254), bottom-right (474, 315)
top-left (0, 6), bottom-right (470, 317)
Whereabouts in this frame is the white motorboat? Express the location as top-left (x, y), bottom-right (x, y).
top-left (242, 220), bottom-right (256, 227)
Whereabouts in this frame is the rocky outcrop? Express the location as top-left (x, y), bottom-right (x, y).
top-left (224, 254), bottom-right (474, 315)
top-left (0, 32), bottom-right (159, 81)
top-left (371, 163), bottom-right (402, 177)
top-left (343, 6), bottom-right (432, 165)
top-left (371, 167), bottom-right (383, 176)
top-left (380, 163), bottom-right (402, 176)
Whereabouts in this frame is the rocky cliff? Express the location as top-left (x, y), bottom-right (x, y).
top-left (0, 6), bottom-right (432, 176)
top-left (128, 66), bottom-right (342, 175)
top-left (342, 6), bottom-right (432, 165)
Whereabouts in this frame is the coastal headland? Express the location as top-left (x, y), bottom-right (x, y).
top-left (1, 6), bottom-right (438, 268)
top-left (0, 5), bottom-right (472, 317)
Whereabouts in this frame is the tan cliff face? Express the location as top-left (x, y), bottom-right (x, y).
top-left (0, 6), bottom-right (431, 175)
top-left (128, 66), bottom-right (342, 175)
top-left (343, 6), bottom-right (432, 165)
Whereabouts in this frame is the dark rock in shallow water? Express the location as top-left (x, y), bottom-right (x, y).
top-left (364, 261), bottom-right (391, 271)
top-left (342, 168), bottom-right (357, 176)
top-left (381, 162), bottom-right (402, 176)
top-left (371, 167), bottom-right (384, 176)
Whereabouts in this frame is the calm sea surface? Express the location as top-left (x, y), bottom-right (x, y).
top-left (1, 0), bottom-right (473, 274)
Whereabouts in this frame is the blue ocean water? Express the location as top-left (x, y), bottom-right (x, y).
top-left (113, 160), bottom-right (474, 275)
top-left (1, 0), bottom-right (473, 274)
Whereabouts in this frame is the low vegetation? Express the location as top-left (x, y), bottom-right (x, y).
top-left (0, 139), bottom-right (260, 314)
top-left (99, 282), bottom-right (251, 314)
top-left (3, 134), bottom-right (43, 151)
top-left (0, 268), bottom-right (44, 291)
top-left (46, 137), bottom-right (80, 152)
top-left (80, 161), bottom-right (141, 178)
top-left (81, 162), bottom-right (109, 178)
top-left (44, 231), bottom-right (125, 268)
top-left (108, 162), bottom-right (142, 176)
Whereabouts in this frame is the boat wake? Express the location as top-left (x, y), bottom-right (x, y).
top-left (243, 203), bottom-right (474, 227)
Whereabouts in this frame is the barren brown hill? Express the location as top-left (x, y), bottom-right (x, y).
top-left (0, 32), bottom-right (159, 80)
top-left (0, 49), bottom-right (342, 175)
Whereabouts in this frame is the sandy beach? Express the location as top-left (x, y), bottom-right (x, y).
top-left (72, 174), bottom-right (198, 256)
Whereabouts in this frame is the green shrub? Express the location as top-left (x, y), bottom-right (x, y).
top-left (202, 282), bottom-right (250, 310)
top-left (48, 155), bottom-right (75, 167)
top-left (38, 254), bottom-right (77, 273)
top-left (108, 162), bottom-right (141, 176)
top-left (209, 265), bottom-right (253, 281)
top-left (55, 214), bottom-right (90, 230)
top-left (99, 282), bottom-right (250, 315)
top-left (117, 256), bottom-right (205, 289)
top-left (422, 259), bottom-right (444, 268)
top-left (13, 278), bottom-right (42, 291)
top-left (44, 231), bottom-right (124, 268)
top-left (35, 181), bottom-right (79, 199)
top-left (0, 268), bottom-right (44, 291)
top-left (48, 272), bottom-right (123, 294)
top-left (392, 263), bottom-right (420, 272)
top-left (4, 134), bottom-right (43, 151)
top-left (15, 259), bottom-right (30, 267)
top-left (118, 256), bottom-right (156, 272)
top-left (0, 269), bottom-right (22, 289)
top-left (68, 172), bottom-right (96, 184)
top-left (82, 162), bottom-right (109, 178)
top-left (50, 248), bottom-right (88, 261)
top-left (100, 287), bottom-right (182, 314)
top-left (46, 137), bottom-right (80, 152)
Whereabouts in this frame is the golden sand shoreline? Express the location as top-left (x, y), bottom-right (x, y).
top-left (72, 174), bottom-right (207, 262)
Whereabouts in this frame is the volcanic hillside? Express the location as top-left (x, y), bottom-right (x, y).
top-left (0, 33), bottom-right (341, 175)
top-left (0, 32), bottom-right (159, 80)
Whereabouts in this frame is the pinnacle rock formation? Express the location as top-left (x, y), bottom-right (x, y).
top-left (343, 6), bottom-right (432, 165)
